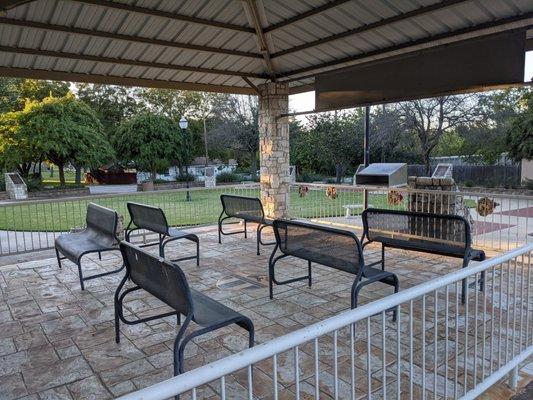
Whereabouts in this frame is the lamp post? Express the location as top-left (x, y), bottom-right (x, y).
top-left (179, 117), bottom-right (191, 202)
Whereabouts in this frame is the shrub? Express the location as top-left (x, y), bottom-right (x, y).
top-left (216, 171), bottom-right (240, 183)
top-left (524, 179), bottom-right (533, 190)
top-left (175, 173), bottom-right (195, 183)
top-left (297, 172), bottom-right (324, 182)
top-left (25, 176), bottom-right (42, 192)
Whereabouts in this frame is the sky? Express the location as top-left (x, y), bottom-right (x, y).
top-left (288, 51), bottom-right (533, 116)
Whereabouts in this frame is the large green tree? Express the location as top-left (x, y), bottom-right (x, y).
top-left (75, 83), bottom-right (139, 139)
top-left (0, 78), bottom-right (69, 113)
top-left (507, 90), bottom-right (533, 161)
top-left (211, 95), bottom-right (260, 179)
top-left (19, 94), bottom-right (113, 185)
top-left (113, 113), bottom-right (181, 181)
top-left (292, 111), bottom-right (363, 182)
top-left (0, 111), bottom-right (43, 177)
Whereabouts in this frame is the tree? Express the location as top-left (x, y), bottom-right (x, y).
top-left (0, 111), bottom-right (43, 177)
top-left (211, 95), bottom-right (260, 179)
top-left (75, 83), bottom-right (139, 139)
top-left (19, 94), bottom-right (113, 185)
top-left (113, 113), bottom-right (181, 181)
top-left (136, 88), bottom-right (202, 121)
top-left (399, 95), bottom-right (482, 174)
top-left (370, 105), bottom-right (411, 162)
top-left (190, 93), bottom-right (224, 166)
top-left (507, 90), bottom-right (533, 161)
top-left (291, 111), bottom-right (363, 182)
top-left (0, 78), bottom-right (69, 112)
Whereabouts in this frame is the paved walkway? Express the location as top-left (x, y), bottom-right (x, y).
top-left (0, 225), bottom-right (530, 399)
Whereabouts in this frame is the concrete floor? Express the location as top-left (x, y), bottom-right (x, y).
top-left (0, 224), bottom-right (531, 399)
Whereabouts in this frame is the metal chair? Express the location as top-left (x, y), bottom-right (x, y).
top-left (361, 208), bottom-right (485, 302)
top-left (115, 241), bottom-right (254, 378)
top-left (269, 219), bottom-right (399, 314)
top-left (55, 203), bottom-right (123, 290)
top-left (218, 194), bottom-right (274, 255)
top-left (125, 202), bottom-right (199, 265)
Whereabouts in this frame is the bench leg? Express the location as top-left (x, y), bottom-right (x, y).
top-left (114, 274), bottom-right (128, 344)
top-left (352, 273), bottom-right (399, 321)
top-left (381, 244), bottom-right (385, 270)
top-left (196, 239), bottom-right (200, 267)
top-left (308, 260), bottom-right (312, 287)
top-left (256, 224), bottom-right (261, 255)
top-left (55, 248), bottom-right (62, 269)
top-left (244, 220), bottom-right (247, 239)
top-left (77, 261), bottom-right (85, 291)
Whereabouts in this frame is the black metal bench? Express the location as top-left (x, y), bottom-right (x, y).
top-left (115, 241), bottom-right (254, 379)
top-left (218, 194), bottom-right (274, 255)
top-left (269, 219), bottom-right (399, 311)
top-left (55, 203), bottom-right (124, 290)
top-left (361, 208), bottom-right (486, 302)
top-left (125, 202), bottom-right (199, 266)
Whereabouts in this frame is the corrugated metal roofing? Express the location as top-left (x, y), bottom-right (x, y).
top-left (0, 0), bottom-right (531, 94)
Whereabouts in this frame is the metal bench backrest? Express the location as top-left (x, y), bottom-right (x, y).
top-left (120, 241), bottom-right (192, 316)
top-left (273, 219), bottom-right (364, 276)
top-left (221, 195), bottom-right (265, 220)
top-left (127, 202), bottom-right (169, 235)
top-left (85, 203), bottom-right (118, 246)
top-left (362, 208), bottom-right (471, 250)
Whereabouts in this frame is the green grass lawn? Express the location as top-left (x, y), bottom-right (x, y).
top-left (0, 187), bottom-right (475, 232)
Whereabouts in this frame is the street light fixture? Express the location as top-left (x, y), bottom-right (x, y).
top-left (179, 117), bottom-right (191, 202)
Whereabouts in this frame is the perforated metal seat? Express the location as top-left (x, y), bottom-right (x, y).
top-left (115, 242), bottom-right (254, 379)
top-left (55, 203), bottom-right (124, 290)
top-left (269, 219), bottom-right (399, 312)
top-left (125, 202), bottom-right (199, 265)
top-left (218, 194), bottom-right (275, 255)
top-left (361, 208), bottom-right (486, 302)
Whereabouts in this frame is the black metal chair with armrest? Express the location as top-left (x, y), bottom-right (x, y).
top-left (55, 203), bottom-right (124, 290)
top-left (125, 201), bottom-right (199, 265)
top-left (115, 241), bottom-right (254, 379)
top-left (218, 194), bottom-right (275, 255)
top-left (361, 208), bottom-right (486, 303)
top-left (269, 219), bottom-right (399, 315)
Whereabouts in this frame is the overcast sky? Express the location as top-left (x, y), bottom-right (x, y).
top-left (289, 51), bottom-right (533, 115)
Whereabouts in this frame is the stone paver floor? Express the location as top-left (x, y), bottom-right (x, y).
top-left (0, 224), bottom-right (530, 399)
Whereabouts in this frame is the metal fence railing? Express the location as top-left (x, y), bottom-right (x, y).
top-left (0, 184), bottom-right (260, 255)
top-left (117, 244), bottom-right (533, 400)
top-left (0, 182), bottom-right (531, 256)
top-left (289, 183), bottom-right (533, 252)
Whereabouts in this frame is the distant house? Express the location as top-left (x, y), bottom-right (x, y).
top-left (137, 158), bottom-right (238, 183)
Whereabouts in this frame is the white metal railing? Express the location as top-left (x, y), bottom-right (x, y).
top-left (0, 182), bottom-right (531, 255)
top-left (289, 183), bottom-right (533, 252)
top-left (0, 184), bottom-right (260, 255)
top-left (118, 244), bottom-right (533, 400)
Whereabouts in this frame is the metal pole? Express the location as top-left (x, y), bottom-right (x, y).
top-left (182, 127), bottom-right (191, 202)
top-left (363, 105), bottom-right (370, 209)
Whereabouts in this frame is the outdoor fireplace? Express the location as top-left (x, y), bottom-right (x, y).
top-left (355, 163), bottom-right (407, 187)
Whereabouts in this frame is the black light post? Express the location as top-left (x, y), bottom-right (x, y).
top-left (179, 117), bottom-right (191, 202)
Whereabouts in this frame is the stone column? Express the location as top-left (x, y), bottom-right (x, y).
top-left (258, 82), bottom-right (289, 219)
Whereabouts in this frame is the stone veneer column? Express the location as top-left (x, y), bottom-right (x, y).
top-left (258, 82), bottom-right (289, 219)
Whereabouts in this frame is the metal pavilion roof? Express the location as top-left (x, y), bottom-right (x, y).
top-left (0, 0), bottom-right (531, 95)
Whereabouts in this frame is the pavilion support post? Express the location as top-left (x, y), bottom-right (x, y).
top-left (258, 82), bottom-right (290, 219)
